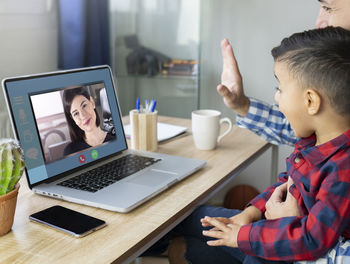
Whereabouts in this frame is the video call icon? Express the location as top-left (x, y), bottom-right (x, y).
top-left (91, 150), bottom-right (98, 159)
top-left (26, 148), bottom-right (39, 160)
top-left (78, 155), bottom-right (86, 164)
top-left (13, 96), bottom-right (25, 105)
top-left (18, 108), bottom-right (29, 125)
top-left (23, 130), bottom-right (34, 143)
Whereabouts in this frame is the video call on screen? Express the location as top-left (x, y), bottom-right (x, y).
top-left (29, 82), bottom-right (116, 165)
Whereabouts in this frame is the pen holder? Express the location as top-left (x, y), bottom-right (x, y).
top-left (129, 109), bottom-right (158, 152)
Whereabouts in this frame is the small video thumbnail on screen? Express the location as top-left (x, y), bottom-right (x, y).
top-left (30, 82), bottom-right (116, 164)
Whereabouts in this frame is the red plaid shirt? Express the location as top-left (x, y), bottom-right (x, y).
top-left (237, 128), bottom-right (350, 261)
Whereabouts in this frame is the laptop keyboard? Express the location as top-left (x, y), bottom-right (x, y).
top-left (58, 154), bottom-right (161, 193)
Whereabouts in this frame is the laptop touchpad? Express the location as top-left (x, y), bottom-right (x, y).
top-left (127, 170), bottom-right (176, 187)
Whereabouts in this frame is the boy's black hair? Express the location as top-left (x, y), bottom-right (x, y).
top-left (62, 86), bottom-right (101, 142)
top-left (271, 27), bottom-right (350, 117)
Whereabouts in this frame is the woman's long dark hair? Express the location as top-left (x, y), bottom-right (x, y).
top-left (62, 86), bottom-right (101, 142)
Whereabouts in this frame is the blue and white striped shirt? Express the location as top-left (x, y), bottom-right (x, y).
top-left (236, 97), bottom-right (297, 146)
top-left (296, 237), bottom-right (350, 264)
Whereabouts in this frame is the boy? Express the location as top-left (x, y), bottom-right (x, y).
top-left (218, 0), bottom-right (350, 147)
top-left (178, 27), bottom-right (350, 264)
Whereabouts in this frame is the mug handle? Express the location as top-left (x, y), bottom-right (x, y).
top-left (217, 117), bottom-right (233, 143)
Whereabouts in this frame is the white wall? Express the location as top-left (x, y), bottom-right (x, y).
top-left (200, 0), bottom-right (319, 204)
top-left (0, 0), bottom-right (59, 137)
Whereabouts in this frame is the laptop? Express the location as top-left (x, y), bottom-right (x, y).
top-left (2, 65), bottom-right (205, 213)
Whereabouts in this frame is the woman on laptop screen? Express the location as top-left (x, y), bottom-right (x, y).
top-left (62, 86), bottom-right (116, 156)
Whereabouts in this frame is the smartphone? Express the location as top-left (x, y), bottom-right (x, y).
top-left (29, 205), bottom-right (107, 237)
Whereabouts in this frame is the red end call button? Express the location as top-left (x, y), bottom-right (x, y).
top-left (78, 154), bottom-right (86, 164)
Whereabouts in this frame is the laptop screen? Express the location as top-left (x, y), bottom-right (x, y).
top-left (2, 66), bottom-right (127, 187)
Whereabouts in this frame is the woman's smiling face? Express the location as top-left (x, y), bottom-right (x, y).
top-left (70, 95), bottom-right (97, 134)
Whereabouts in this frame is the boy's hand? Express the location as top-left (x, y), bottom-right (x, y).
top-left (201, 216), bottom-right (233, 227)
top-left (217, 39), bottom-right (250, 117)
top-left (229, 206), bottom-right (261, 226)
top-left (265, 177), bottom-right (301, 219)
top-left (201, 213), bottom-right (250, 228)
top-left (202, 216), bottom-right (240, 247)
top-left (201, 206), bottom-right (261, 228)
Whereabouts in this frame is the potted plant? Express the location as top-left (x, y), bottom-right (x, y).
top-left (0, 139), bottom-right (25, 236)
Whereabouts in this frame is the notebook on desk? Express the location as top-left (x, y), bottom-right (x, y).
top-left (124, 122), bottom-right (187, 142)
top-left (2, 65), bottom-right (205, 213)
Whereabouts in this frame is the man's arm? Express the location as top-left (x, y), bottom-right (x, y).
top-left (236, 98), bottom-right (297, 146)
top-left (217, 39), bottom-right (297, 146)
top-left (265, 177), bottom-right (301, 219)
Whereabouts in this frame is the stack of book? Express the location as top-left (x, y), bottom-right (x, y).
top-left (161, 59), bottom-right (199, 76)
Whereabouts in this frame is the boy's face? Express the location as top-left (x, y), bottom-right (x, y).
top-left (316, 0), bottom-right (350, 30)
top-left (274, 61), bottom-right (314, 138)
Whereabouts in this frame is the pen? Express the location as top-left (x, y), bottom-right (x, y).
top-left (136, 97), bottom-right (140, 112)
top-left (150, 100), bottom-right (157, 112)
top-left (145, 99), bottom-right (149, 112)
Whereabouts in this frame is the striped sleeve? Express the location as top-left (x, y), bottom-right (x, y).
top-left (236, 97), bottom-right (297, 146)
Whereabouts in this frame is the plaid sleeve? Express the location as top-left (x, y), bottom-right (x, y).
top-left (236, 97), bottom-right (297, 146)
top-left (248, 172), bottom-right (289, 213)
top-left (237, 162), bottom-right (350, 261)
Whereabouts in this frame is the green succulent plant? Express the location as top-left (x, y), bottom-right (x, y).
top-left (0, 139), bottom-right (25, 195)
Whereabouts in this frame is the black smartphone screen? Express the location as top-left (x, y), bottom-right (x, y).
top-left (29, 205), bottom-right (106, 237)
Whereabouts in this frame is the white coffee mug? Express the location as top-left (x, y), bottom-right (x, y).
top-left (192, 109), bottom-right (233, 150)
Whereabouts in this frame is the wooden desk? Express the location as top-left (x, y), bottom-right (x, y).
top-left (0, 116), bottom-right (271, 264)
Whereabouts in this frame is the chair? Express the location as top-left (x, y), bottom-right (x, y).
top-left (99, 88), bottom-right (115, 135)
